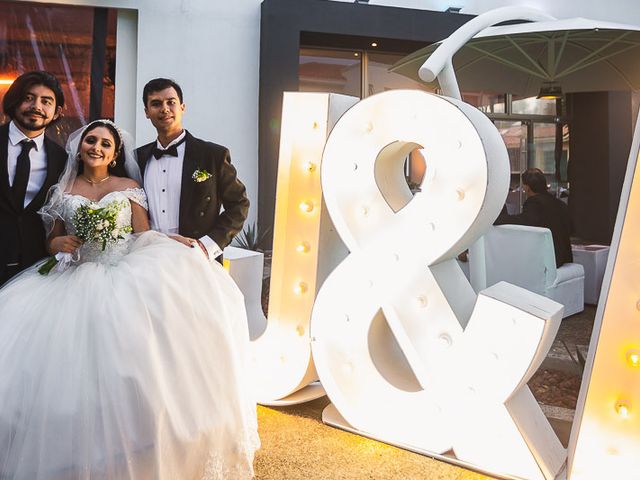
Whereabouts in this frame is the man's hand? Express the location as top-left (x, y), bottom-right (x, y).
top-left (169, 234), bottom-right (209, 259)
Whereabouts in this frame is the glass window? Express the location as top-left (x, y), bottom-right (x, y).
top-left (532, 122), bottom-right (558, 192)
top-left (495, 120), bottom-right (527, 214)
top-left (299, 48), bottom-right (361, 97)
top-left (0, 2), bottom-right (117, 145)
top-left (366, 52), bottom-right (436, 97)
top-left (463, 92), bottom-right (505, 114)
top-left (512, 95), bottom-right (557, 115)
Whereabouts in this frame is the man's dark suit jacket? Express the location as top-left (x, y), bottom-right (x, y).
top-left (136, 131), bottom-right (249, 254)
top-left (0, 122), bottom-right (66, 281)
top-left (494, 192), bottom-right (573, 267)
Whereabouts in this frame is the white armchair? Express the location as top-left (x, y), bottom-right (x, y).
top-left (469, 224), bottom-right (585, 318)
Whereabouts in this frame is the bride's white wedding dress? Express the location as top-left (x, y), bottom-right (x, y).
top-left (0, 188), bottom-right (259, 480)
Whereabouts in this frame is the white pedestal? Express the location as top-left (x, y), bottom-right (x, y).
top-left (571, 244), bottom-right (610, 305)
top-left (223, 246), bottom-right (268, 339)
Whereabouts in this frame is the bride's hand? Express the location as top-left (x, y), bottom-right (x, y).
top-left (49, 235), bottom-right (83, 254)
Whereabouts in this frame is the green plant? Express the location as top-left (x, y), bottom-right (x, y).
top-left (234, 222), bottom-right (271, 252)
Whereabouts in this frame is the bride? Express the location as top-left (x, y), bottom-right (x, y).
top-left (0, 120), bottom-right (259, 479)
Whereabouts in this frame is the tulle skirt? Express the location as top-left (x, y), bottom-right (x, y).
top-left (0, 232), bottom-right (259, 479)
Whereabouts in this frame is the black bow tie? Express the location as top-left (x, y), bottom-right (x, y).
top-left (152, 136), bottom-right (186, 160)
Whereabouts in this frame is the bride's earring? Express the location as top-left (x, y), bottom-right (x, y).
top-left (109, 160), bottom-right (116, 168)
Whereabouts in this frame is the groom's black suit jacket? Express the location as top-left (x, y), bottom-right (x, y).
top-left (0, 122), bottom-right (66, 281)
top-left (136, 131), bottom-right (249, 254)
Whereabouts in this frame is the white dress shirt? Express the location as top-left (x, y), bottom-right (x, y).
top-left (7, 121), bottom-right (47, 208)
top-left (144, 131), bottom-right (222, 259)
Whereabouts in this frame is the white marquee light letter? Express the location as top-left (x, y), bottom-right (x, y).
top-left (251, 93), bottom-right (357, 403)
top-left (568, 114), bottom-right (640, 479)
top-left (311, 90), bottom-right (566, 479)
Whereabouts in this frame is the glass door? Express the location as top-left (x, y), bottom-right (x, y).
top-left (495, 120), bottom-right (528, 214)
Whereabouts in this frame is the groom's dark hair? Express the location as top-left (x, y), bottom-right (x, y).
top-left (142, 78), bottom-right (183, 107)
top-left (3, 70), bottom-right (65, 120)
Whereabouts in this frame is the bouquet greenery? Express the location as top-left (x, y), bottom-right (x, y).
top-left (72, 200), bottom-right (132, 251)
top-left (38, 200), bottom-right (132, 275)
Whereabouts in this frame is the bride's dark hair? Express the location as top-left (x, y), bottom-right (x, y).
top-left (77, 120), bottom-right (129, 178)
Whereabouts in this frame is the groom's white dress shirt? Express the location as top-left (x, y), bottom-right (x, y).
top-left (144, 130), bottom-right (222, 260)
top-left (7, 121), bottom-right (47, 208)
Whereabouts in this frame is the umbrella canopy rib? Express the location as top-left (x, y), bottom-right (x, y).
top-left (464, 43), bottom-right (551, 79)
top-left (553, 32), bottom-right (570, 76)
top-left (506, 35), bottom-right (551, 78)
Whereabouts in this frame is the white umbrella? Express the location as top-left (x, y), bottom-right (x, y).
top-left (391, 15), bottom-right (640, 97)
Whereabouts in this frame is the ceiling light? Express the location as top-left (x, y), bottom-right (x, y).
top-left (537, 82), bottom-right (563, 100)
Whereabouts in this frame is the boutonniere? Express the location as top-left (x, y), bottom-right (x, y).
top-left (192, 169), bottom-right (212, 183)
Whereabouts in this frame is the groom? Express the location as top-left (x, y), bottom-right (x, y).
top-left (0, 71), bottom-right (67, 285)
top-left (137, 78), bottom-right (249, 262)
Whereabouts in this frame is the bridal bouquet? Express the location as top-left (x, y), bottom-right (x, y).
top-left (38, 200), bottom-right (132, 275)
top-left (72, 200), bottom-right (133, 251)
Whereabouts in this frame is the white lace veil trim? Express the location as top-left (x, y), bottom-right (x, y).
top-left (38, 119), bottom-right (142, 236)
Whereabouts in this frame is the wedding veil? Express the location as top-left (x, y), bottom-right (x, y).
top-left (38, 120), bottom-right (142, 236)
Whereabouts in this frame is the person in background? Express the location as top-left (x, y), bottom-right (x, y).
top-left (494, 167), bottom-right (573, 267)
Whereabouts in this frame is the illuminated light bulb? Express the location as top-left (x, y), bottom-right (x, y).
top-left (296, 241), bottom-right (311, 253)
top-left (304, 161), bottom-right (317, 172)
top-left (299, 200), bottom-right (314, 213)
top-left (438, 333), bottom-right (452, 348)
top-left (416, 296), bottom-right (428, 308)
top-left (0, 78), bottom-right (15, 86)
top-left (371, 42), bottom-right (378, 47)
top-left (296, 325), bottom-right (305, 336)
top-left (294, 282), bottom-right (308, 295)
top-left (456, 189), bottom-right (466, 201)
top-left (363, 122), bottom-right (373, 133)
top-left (627, 350), bottom-right (640, 367)
top-left (615, 400), bottom-right (631, 418)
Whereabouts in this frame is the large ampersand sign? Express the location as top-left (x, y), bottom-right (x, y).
top-left (311, 90), bottom-right (566, 480)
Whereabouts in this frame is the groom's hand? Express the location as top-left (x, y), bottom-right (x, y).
top-left (168, 235), bottom-right (209, 258)
top-left (49, 235), bottom-right (83, 254)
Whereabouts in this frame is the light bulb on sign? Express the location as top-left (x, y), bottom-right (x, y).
top-left (627, 350), bottom-right (640, 367)
top-left (299, 201), bottom-right (315, 213)
top-left (615, 400), bottom-right (631, 419)
top-left (294, 282), bottom-right (308, 295)
top-left (296, 242), bottom-right (311, 253)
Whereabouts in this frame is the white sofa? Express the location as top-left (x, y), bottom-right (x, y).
top-left (468, 224), bottom-right (585, 318)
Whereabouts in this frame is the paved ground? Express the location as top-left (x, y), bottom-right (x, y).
top-left (253, 302), bottom-right (597, 479)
